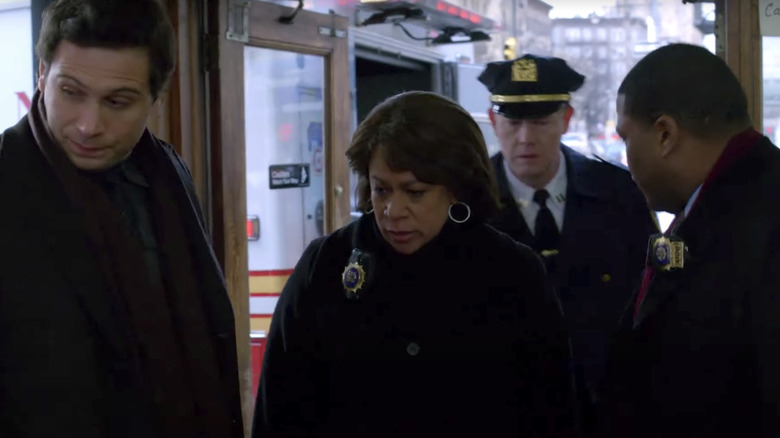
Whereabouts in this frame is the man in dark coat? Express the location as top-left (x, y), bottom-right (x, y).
top-left (478, 55), bottom-right (658, 433)
top-left (0, 1), bottom-right (243, 437)
top-left (601, 43), bottom-right (780, 437)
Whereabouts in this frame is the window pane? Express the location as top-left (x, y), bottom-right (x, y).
top-left (763, 37), bottom-right (780, 145)
top-left (0, 2), bottom-right (32, 130)
top-left (549, 0), bottom-right (709, 162)
top-left (548, 0), bottom-right (708, 231)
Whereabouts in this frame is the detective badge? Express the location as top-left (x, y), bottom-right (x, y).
top-left (342, 248), bottom-right (373, 299)
top-left (649, 233), bottom-right (686, 272)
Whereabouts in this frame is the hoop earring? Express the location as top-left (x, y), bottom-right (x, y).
top-left (448, 202), bottom-right (471, 224)
top-left (364, 202), bottom-right (374, 214)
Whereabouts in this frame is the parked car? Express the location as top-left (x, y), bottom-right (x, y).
top-left (601, 141), bottom-right (628, 166)
top-left (562, 132), bottom-right (590, 156)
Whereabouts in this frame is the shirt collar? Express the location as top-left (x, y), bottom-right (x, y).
top-left (502, 150), bottom-right (567, 208)
top-left (683, 184), bottom-right (702, 218)
top-left (681, 128), bottom-right (761, 219)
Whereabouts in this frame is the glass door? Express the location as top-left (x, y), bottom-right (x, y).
top-left (245, 48), bottom-right (326, 340)
top-left (207, 0), bottom-right (351, 411)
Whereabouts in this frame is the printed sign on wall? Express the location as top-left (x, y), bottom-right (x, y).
top-left (269, 164), bottom-right (311, 189)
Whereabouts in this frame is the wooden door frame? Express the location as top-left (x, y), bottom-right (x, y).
top-left (204, 1), bottom-right (350, 434)
top-left (242, 1), bottom-right (352, 232)
top-left (146, 0), bottom-right (211, 220)
top-left (718, 0), bottom-right (763, 131)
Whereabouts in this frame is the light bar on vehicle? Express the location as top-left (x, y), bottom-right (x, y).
top-left (357, 0), bottom-right (494, 33)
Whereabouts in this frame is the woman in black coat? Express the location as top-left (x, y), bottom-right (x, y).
top-left (253, 91), bottom-right (578, 437)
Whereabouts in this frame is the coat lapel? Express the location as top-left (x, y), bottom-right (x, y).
top-left (629, 184), bottom-right (705, 329)
top-left (632, 271), bottom-right (681, 329)
top-left (556, 147), bottom-right (611, 261)
top-left (630, 131), bottom-right (770, 329)
top-left (162, 142), bottom-right (237, 337)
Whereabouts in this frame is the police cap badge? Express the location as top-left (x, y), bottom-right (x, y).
top-left (478, 54), bottom-right (585, 119)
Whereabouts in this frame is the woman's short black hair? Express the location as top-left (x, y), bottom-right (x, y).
top-left (346, 91), bottom-right (500, 222)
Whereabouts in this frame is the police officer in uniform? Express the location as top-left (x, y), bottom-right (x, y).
top-left (479, 54), bottom-right (658, 433)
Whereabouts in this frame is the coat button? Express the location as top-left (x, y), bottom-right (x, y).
top-left (602, 273), bottom-right (612, 282)
top-left (406, 342), bottom-right (420, 356)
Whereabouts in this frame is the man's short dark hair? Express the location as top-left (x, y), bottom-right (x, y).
top-left (36, 0), bottom-right (175, 100)
top-left (618, 43), bottom-right (750, 138)
top-left (346, 91), bottom-right (500, 222)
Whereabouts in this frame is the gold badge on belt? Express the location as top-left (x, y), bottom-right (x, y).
top-left (649, 234), bottom-right (685, 271)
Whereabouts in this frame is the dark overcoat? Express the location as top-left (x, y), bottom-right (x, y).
top-left (253, 214), bottom-right (578, 437)
top-left (601, 135), bottom-right (780, 437)
top-left (0, 117), bottom-right (243, 437)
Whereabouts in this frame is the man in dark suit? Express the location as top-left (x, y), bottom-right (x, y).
top-left (601, 43), bottom-right (780, 437)
top-left (0, 1), bottom-right (243, 437)
top-left (479, 55), bottom-right (658, 433)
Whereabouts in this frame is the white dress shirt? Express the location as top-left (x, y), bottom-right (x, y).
top-left (684, 185), bottom-right (703, 218)
top-left (502, 151), bottom-right (567, 235)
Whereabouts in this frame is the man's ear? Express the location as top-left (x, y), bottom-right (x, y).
top-left (653, 115), bottom-right (679, 158)
top-left (37, 60), bottom-right (47, 92)
top-left (563, 105), bottom-right (574, 132)
top-left (145, 97), bottom-right (164, 124)
top-left (488, 107), bottom-right (496, 128)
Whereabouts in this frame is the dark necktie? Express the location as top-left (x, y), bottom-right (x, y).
top-left (533, 189), bottom-right (559, 252)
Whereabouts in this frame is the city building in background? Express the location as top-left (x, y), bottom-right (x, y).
top-left (450, 0), bottom-right (553, 63)
top-left (436, 0), bottom-right (711, 162)
top-left (611, 0), bottom-right (703, 44)
top-left (551, 15), bottom-right (647, 158)
top-left (549, 1), bottom-right (706, 160)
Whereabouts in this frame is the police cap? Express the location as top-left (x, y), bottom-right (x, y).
top-left (478, 54), bottom-right (585, 119)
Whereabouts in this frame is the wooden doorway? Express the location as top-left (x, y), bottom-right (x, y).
top-left (205, 1), bottom-right (350, 434)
